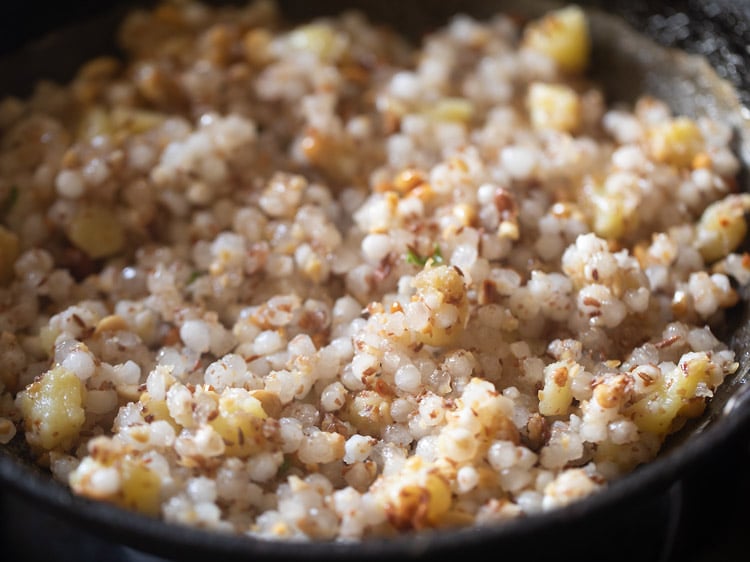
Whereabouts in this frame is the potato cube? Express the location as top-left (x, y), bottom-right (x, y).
top-left (379, 457), bottom-right (452, 530)
top-left (288, 23), bottom-right (346, 61)
top-left (695, 194), bottom-right (750, 263)
top-left (523, 5), bottom-right (591, 74)
top-left (527, 82), bottom-right (581, 133)
top-left (647, 117), bottom-right (704, 168)
top-left (120, 457), bottom-right (162, 516)
top-left (67, 205), bottom-right (125, 259)
top-left (17, 366), bottom-right (86, 451)
top-left (426, 98), bottom-right (474, 124)
top-left (628, 352), bottom-right (716, 436)
top-left (538, 361), bottom-right (576, 416)
top-left (410, 265), bottom-right (469, 346)
top-left (209, 389), bottom-right (269, 458)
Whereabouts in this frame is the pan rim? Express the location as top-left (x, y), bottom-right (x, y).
top-left (2, 396), bottom-right (749, 559)
top-left (1, 0), bottom-right (750, 559)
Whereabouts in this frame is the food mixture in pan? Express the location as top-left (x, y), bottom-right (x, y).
top-left (0, 0), bottom-right (748, 540)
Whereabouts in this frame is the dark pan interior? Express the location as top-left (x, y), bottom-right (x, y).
top-left (1, 1), bottom-right (750, 560)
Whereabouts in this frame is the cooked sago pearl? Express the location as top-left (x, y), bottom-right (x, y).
top-left (90, 466), bottom-right (121, 496)
top-left (61, 348), bottom-right (96, 381)
top-left (254, 330), bottom-right (284, 355)
top-left (55, 169), bottom-right (85, 198)
top-left (501, 145), bottom-right (538, 180)
top-left (418, 394), bottom-right (446, 426)
top-left (85, 389), bottom-right (118, 415)
top-left (344, 434), bottom-right (374, 464)
top-left (320, 381), bottom-right (347, 412)
top-left (279, 417), bottom-right (304, 453)
top-left (187, 477), bottom-right (217, 503)
top-left (112, 360), bottom-right (141, 385)
top-left (438, 426), bottom-right (478, 462)
top-left (248, 451), bottom-right (283, 482)
top-left (394, 364), bottom-right (422, 392)
top-left (487, 440), bottom-right (517, 470)
top-left (457, 465), bottom-right (480, 493)
top-left (361, 233), bottom-right (392, 265)
top-left (180, 319), bottom-right (211, 354)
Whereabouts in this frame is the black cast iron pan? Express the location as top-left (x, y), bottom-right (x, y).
top-left (1, 1), bottom-right (750, 561)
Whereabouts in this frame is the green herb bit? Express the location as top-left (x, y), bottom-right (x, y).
top-left (1, 186), bottom-right (18, 214)
top-left (430, 244), bottom-right (444, 265)
top-left (279, 455), bottom-right (292, 474)
top-left (406, 244), bottom-right (444, 267)
top-left (187, 270), bottom-right (207, 284)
